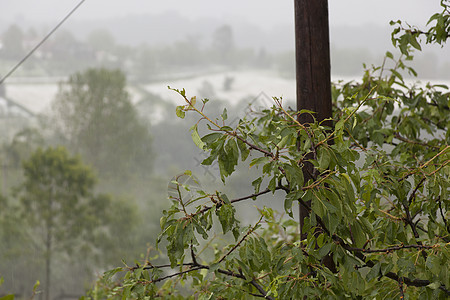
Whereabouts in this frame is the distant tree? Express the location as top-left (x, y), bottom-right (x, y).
top-left (0, 128), bottom-right (45, 195)
top-left (52, 68), bottom-right (153, 178)
top-left (48, 30), bottom-right (80, 60)
top-left (211, 25), bottom-right (235, 65)
top-left (18, 146), bottom-right (112, 300)
top-left (0, 193), bottom-right (41, 296)
top-left (274, 51), bottom-right (296, 78)
top-left (0, 24), bottom-right (25, 60)
top-left (134, 45), bottom-right (158, 82)
top-left (222, 76), bottom-right (235, 91)
top-left (86, 29), bottom-right (116, 52)
top-left (3, 128), bottom-right (45, 169)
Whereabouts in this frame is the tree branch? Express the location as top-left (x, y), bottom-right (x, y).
top-left (438, 198), bottom-right (449, 233)
top-left (217, 216), bottom-right (262, 264)
top-left (195, 187), bottom-right (283, 216)
top-left (215, 268), bottom-right (274, 300)
top-left (408, 177), bottom-right (426, 205)
top-left (399, 145), bottom-right (449, 181)
top-left (332, 234), bottom-right (450, 294)
top-left (343, 243), bottom-right (435, 253)
top-left (234, 134), bottom-right (275, 158)
top-left (398, 277), bottom-right (405, 299)
top-left (137, 261), bottom-right (274, 299)
top-left (394, 132), bottom-right (440, 150)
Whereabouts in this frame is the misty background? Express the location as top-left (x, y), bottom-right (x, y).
top-left (1, 0), bottom-right (448, 75)
top-left (0, 0), bottom-right (449, 298)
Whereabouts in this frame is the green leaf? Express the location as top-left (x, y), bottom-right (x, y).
top-left (390, 69), bottom-right (404, 82)
top-left (318, 147), bottom-right (331, 170)
top-left (335, 119), bottom-right (345, 132)
top-left (277, 134), bottom-right (291, 149)
top-left (318, 243), bottom-right (332, 258)
top-left (427, 281), bottom-right (441, 290)
top-left (328, 212), bottom-right (339, 234)
top-left (284, 191), bottom-right (300, 218)
top-left (202, 154), bottom-right (218, 166)
top-left (190, 96), bottom-right (197, 106)
top-left (221, 108), bottom-right (228, 121)
top-left (193, 219), bottom-right (208, 239)
top-left (191, 125), bottom-right (206, 150)
top-left (408, 34), bottom-right (422, 51)
top-left (322, 200), bottom-right (338, 214)
top-left (351, 222), bottom-right (366, 248)
top-left (397, 258), bottom-right (416, 276)
top-left (284, 163), bottom-right (304, 188)
top-left (381, 262), bottom-right (394, 275)
top-left (298, 109), bottom-right (316, 115)
top-left (208, 262), bottom-right (220, 274)
top-left (311, 198), bottom-right (325, 218)
top-left (176, 105), bottom-right (186, 119)
top-left (220, 193), bottom-right (231, 204)
top-left (122, 286), bottom-right (132, 300)
top-left (217, 139), bottom-right (239, 179)
top-left (250, 156), bottom-right (270, 168)
top-left (237, 138), bottom-right (250, 161)
top-left (0, 295), bottom-right (14, 300)
top-left (201, 132), bottom-right (223, 146)
top-left (160, 215), bottom-right (167, 230)
top-left (217, 204), bottom-right (235, 234)
top-left (268, 176), bottom-right (277, 192)
top-left (252, 177), bottom-right (263, 193)
top-left (317, 233), bottom-right (325, 247)
top-left (426, 255), bottom-right (441, 274)
top-left (366, 262), bottom-right (381, 281)
top-left (427, 13), bottom-right (441, 25)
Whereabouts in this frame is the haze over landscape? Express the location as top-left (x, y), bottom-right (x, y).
top-left (0, 0), bottom-right (447, 58)
top-left (0, 1), bottom-right (449, 298)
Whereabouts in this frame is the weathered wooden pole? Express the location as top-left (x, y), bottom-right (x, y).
top-left (294, 0), bottom-right (332, 235)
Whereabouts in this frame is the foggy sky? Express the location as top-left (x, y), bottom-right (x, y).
top-left (0, 0), bottom-right (443, 29)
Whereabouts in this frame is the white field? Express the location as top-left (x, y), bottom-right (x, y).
top-left (5, 83), bottom-right (59, 114)
top-left (3, 71), bottom-right (297, 115)
top-left (143, 70), bottom-right (297, 106)
top-left (3, 71), bottom-right (449, 116)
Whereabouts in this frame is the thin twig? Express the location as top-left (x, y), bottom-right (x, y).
top-left (332, 234), bottom-right (449, 294)
top-left (344, 243), bottom-right (435, 253)
top-left (438, 198), bottom-right (449, 232)
top-left (217, 216), bottom-right (263, 264)
top-left (399, 145), bottom-right (449, 181)
top-left (408, 177), bottom-right (426, 205)
top-left (315, 86), bottom-right (377, 148)
top-left (195, 187), bottom-right (283, 216)
top-left (394, 132), bottom-right (440, 150)
top-left (234, 134), bottom-right (275, 158)
top-left (399, 277), bottom-right (405, 299)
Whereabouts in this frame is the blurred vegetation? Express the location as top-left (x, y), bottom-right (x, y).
top-left (0, 64), bottom-right (277, 297)
top-left (2, 21), bottom-right (449, 81)
top-left (0, 68), bottom-right (161, 297)
top-left (51, 68), bottom-right (154, 179)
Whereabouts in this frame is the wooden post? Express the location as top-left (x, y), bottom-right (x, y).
top-left (294, 0), bottom-right (332, 235)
